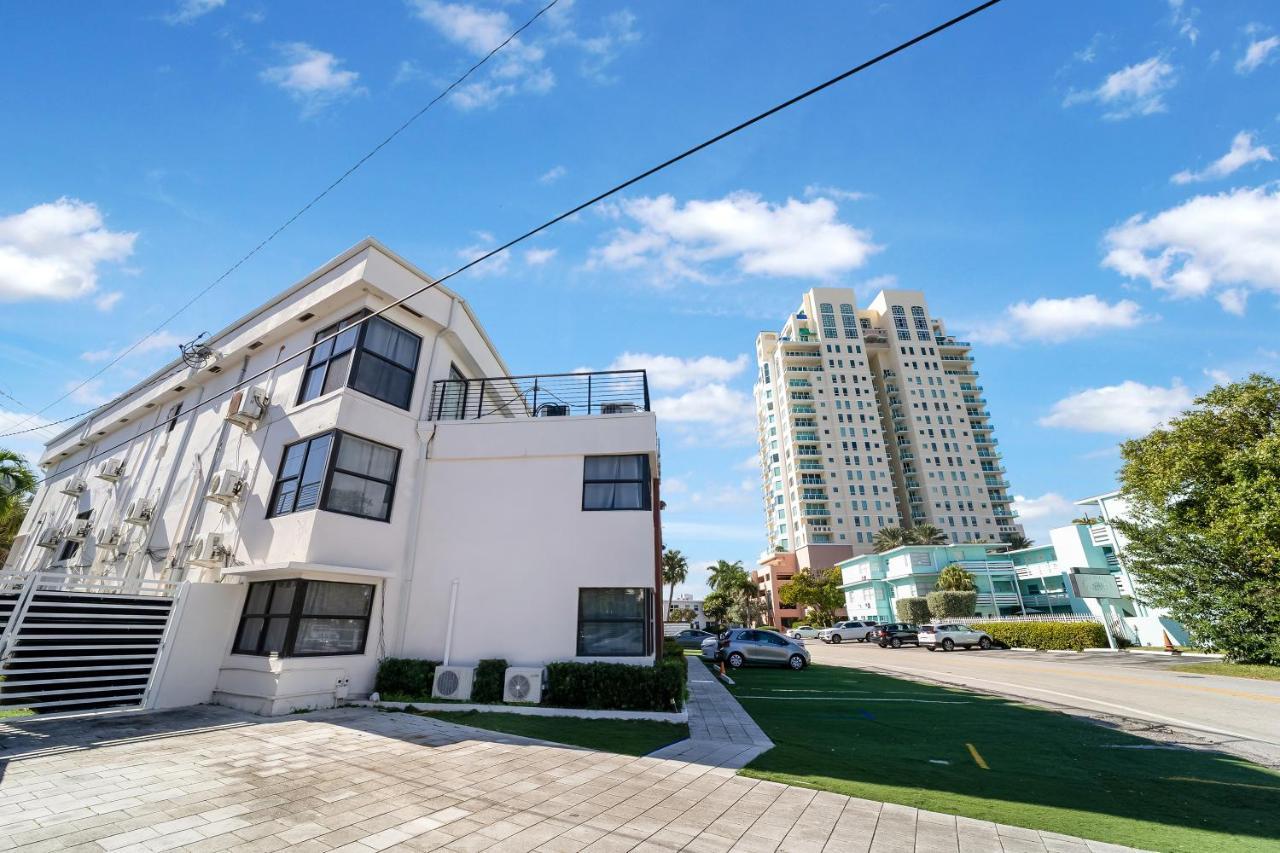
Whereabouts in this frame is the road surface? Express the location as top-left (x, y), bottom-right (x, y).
top-left (804, 639), bottom-right (1280, 767)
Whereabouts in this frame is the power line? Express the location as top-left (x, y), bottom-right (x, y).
top-left (8, 0), bottom-right (562, 435)
top-left (29, 0), bottom-right (1005, 485)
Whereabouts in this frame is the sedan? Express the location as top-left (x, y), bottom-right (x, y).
top-left (701, 628), bottom-right (811, 670)
top-left (787, 625), bottom-right (822, 639)
top-left (670, 628), bottom-right (714, 650)
top-left (918, 623), bottom-right (994, 652)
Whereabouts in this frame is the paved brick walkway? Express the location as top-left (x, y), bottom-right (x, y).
top-left (0, 696), bottom-right (1141, 852)
top-left (647, 660), bottom-right (772, 768)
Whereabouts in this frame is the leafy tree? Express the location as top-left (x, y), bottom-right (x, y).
top-left (0, 450), bottom-right (35, 566)
top-left (701, 590), bottom-right (732, 629)
top-left (1001, 533), bottom-right (1033, 550)
top-left (873, 526), bottom-right (912, 552)
top-left (895, 597), bottom-right (931, 624)
top-left (729, 583), bottom-right (765, 627)
top-left (777, 567), bottom-right (844, 626)
top-left (1116, 374), bottom-right (1280, 664)
top-left (708, 559), bottom-right (748, 594)
top-left (661, 548), bottom-right (689, 615)
top-left (913, 524), bottom-right (949, 545)
top-left (935, 564), bottom-right (976, 591)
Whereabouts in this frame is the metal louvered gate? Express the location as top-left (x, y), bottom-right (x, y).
top-left (0, 572), bottom-right (180, 714)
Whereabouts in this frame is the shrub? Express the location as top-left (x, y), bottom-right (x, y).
top-left (545, 658), bottom-right (687, 712)
top-left (661, 638), bottom-right (685, 660)
top-left (895, 597), bottom-right (931, 624)
top-left (927, 590), bottom-right (977, 619)
top-left (971, 621), bottom-right (1108, 651)
top-left (375, 658), bottom-right (439, 701)
top-left (472, 658), bottom-right (507, 704)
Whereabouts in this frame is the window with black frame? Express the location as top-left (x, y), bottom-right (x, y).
top-left (269, 430), bottom-right (400, 522)
top-left (298, 310), bottom-right (421, 410)
top-left (582, 454), bottom-right (651, 511)
top-left (577, 588), bottom-right (652, 656)
top-left (233, 579), bottom-right (375, 657)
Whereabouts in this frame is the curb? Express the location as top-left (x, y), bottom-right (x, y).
top-left (350, 699), bottom-right (688, 723)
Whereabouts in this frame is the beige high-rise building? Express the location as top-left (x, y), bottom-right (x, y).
top-left (754, 287), bottom-right (1023, 573)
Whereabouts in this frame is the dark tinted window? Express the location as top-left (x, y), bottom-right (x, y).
top-left (583, 455), bottom-right (651, 511)
top-left (298, 311), bottom-right (421, 410)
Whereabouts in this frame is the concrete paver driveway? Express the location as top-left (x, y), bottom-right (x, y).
top-left (0, 705), bottom-right (1138, 853)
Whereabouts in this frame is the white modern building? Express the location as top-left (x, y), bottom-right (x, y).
top-left (1, 239), bottom-right (663, 715)
top-left (754, 287), bottom-right (1022, 572)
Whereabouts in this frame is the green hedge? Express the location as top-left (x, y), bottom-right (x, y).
top-left (375, 658), bottom-right (440, 701)
top-left (971, 621), bottom-right (1108, 651)
top-left (472, 658), bottom-right (507, 704)
top-left (927, 590), bottom-right (977, 618)
top-left (895, 597), bottom-right (931, 624)
top-left (661, 638), bottom-right (685, 660)
top-left (545, 658), bottom-right (687, 712)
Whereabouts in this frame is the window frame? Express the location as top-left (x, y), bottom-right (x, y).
top-left (576, 587), bottom-right (654, 657)
top-left (268, 429), bottom-right (402, 523)
top-left (581, 453), bottom-right (652, 512)
top-left (232, 578), bottom-right (376, 658)
top-left (296, 309), bottom-right (423, 411)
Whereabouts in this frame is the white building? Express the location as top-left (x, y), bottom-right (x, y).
top-left (754, 287), bottom-right (1022, 572)
top-left (2, 239), bottom-right (663, 715)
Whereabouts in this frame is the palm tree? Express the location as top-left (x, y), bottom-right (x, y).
top-left (1001, 533), bottom-right (1033, 550)
top-left (661, 548), bottom-right (689, 615)
top-left (0, 449), bottom-right (36, 519)
top-left (911, 524), bottom-right (949, 546)
top-left (0, 496), bottom-right (29, 566)
top-left (873, 527), bottom-right (913, 552)
top-left (936, 564), bottom-right (976, 591)
top-left (708, 559), bottom-right (747, 594)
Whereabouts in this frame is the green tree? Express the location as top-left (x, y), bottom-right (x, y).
top-left (0, 450), bottom-right (36, 566)
top-left (1001, 533), bottom-right (1033, 550)
top-left (935, 564), bottom-right (976, 591)
top-left (1116, 374), bottom-right (1280, 664)
top-left (661, 548), bottom-right (689, 615)
top-left (729, 583), bottom-right (764, 627)
top-left (873, 527), bottom-right (913, 552)
top-left (707, 559), bottom-right (748, 594)
top-left (895, 596), bottom-right (931, 624)
top-left (701, 590), bottom-right (732, 629)
top-left (927, 590), bottom-right (977, 618)
top-left (912, 524), bottom-right (949, 545)
top-left (777, 567), bottom-right (845, 626)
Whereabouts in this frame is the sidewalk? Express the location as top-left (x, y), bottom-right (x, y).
top-left (647, 659), bottom-right (773, 769)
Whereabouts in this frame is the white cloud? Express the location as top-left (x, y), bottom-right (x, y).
top-left (1064, 56), bottom-right (1176, 119)
top-left (164, 0), bottom-right (225, 25)
top-left (261, 43), bottom-right (365, 115)
top-left (736, 453), bottom-right (761, 472)
top-left (979, 295), bottom-right (1148, 344)
top-left (94, 291), bottom-right (123, 312)
top-left (661, 520), bottom-right (761, 542)
top-left (523, 247), bottom-right (557, 266)
top-left (1012, 492), bottom-right (1080, 543)
top-left (65, 379), bottom-right (113, 407)
top-left (606, 352), bottom-right (748, 391)
top-left (589, 191), bottom-right (881, 283)
top-left (538, 165), bottom-right (566, 185)
top-left (393, 59), bottom-right (425, 85)
top-left (651, 384), bottom-right (755, 445)
top-left (1102, 185), bottom-right (1280, 312)
top-left (1167, 0), bottom-right (1198, 45)
top-left (80, 331), bottom-right (187, 364)
top-left (803, 184), bottom-right (869, 203)
top-left (1172, 131), bottom-right (1273, 184)
top-left (1039, 380), bottom-right (1192, 436)
top-left (457, 237), bottom-right (511, 276)
top-left (0, 408), bottom-right (58, 467)
top-left (1236, 31), bottom-right (1280, 74)
top-left (1203, 367), bottom-right (1232, 386)
top-left (0, 198), bottom-right (136, 303)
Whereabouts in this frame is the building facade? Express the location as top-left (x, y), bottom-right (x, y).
top-left (754, 287), bottom-right (1022, 575)
top-left (3, 239), bottom-right (663, 715)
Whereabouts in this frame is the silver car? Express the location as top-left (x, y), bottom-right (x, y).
top-left (701, 628), bottom-right (811, 670)
top-left (918, 623), bottom-right (994, 651)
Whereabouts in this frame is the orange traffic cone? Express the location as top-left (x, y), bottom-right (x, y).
top-left (1163, 630), bottom-right (1181, 656)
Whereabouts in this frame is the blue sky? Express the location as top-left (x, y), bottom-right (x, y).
top-left (3, 0), bottom-right (1280, 597)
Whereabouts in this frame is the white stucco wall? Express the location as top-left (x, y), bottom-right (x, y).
top-left (148, 582), bottom-right (243, 710)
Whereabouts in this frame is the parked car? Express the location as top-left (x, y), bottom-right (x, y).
top-left (700, 628), bottom-right (811, 670)
top-left (787, 625), bottom-right (822, 639)
top-left (817, 620), bottom-right (879, 644)
top-left (670, 628), bottom-right (714, 649)
top-left (918, 623), bottom-right (994, 651)
top-left (873, 623), bottom-right (920, 648)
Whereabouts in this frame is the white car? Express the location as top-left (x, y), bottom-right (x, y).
top-left (787, 624), bottom-right (822, 639)
top-left (918, 623), bottom-right (994, 652)
top-left (817, 620), bottom-right (880, 644)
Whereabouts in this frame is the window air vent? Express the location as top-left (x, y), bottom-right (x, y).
top-left (248, 341), bottom-right (264, 350)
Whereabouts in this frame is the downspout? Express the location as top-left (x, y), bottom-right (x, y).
top-left (139, 385), bottom-right (208, 581)
top-left (652, 462), bottom-right (664, 660)
top-left (393, 296), bottom-right (459, 657)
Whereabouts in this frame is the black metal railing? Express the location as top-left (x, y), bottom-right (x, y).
top-left (428, 370), bottom-right (650, 421)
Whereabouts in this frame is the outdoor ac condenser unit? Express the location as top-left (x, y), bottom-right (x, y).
top-left (502, 667), bottom-right (544, 704)
top-left (35, 526), bottom-right (64, 549)
top-left (98, 525), bottom-right (124, 553)
top-left (600, 402), bottom-right (637, 415)
top-left (188, 533), bottom-right (230, 568)
top-left (124, 499), bottom-right (155, 525)
top-left (432, 666), bottom-right (475, 701)
top-left (96, 459), bottom-right (126, 482)
top-left (225, 386), bottom-right (268, 429)
top-left (206, 470), bottom-right (245, 505)
top-left (66, 518), bottom-right (94, 541)
top-left (58, 478), bottom-right (86, 498)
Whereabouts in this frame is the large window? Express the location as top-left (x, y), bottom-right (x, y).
top-left (233, 579), bottom-right (375, 657)
top-left (269, 431), bottom-right (400, 522)
top-left (298, 310), bottom-right (422, 410)
top-left (582, 454), bottom-right (651, 511)
top-left (577, 588), bottom-right (653, 656)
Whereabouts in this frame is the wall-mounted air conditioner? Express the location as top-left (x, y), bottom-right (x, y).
top-left (226, 386), bottom-right (269, 429)
top-left (187, 533), bottom-right (230, 568)
top-left (502, 667), bottom-right (544, 704)
top-left (58, 478), bottom-right (86, 498)
top-left (432, 666), bottom-right (475, 701)
top-left (66, 518), bottom-right (94, 541)
top-left (96, 459), bottom-right (126, 482)
top-left (123, 499), bottom-right (155, 526)
top-left (35, 526), bottom-right (65, 549)
top-left (206, 470), bottom-right (246, 505)
top-left (98, 525), bottom-right (124, 553)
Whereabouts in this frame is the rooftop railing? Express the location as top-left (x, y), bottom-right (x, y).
top-left (428, 369), bottom-right (650, 421)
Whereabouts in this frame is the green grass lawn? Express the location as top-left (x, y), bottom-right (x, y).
top-left (1171, 662), bottom-right (1280, 682)
top-left (410, 709), bottom-right (689, 757)
top-left (0, 708), bottom-right (33, 719)
top-left (718, 661), bottom-right (1280, 852)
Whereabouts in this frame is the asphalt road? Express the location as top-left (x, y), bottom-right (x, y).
top-left (802, 639), bottom-right (1280, 767)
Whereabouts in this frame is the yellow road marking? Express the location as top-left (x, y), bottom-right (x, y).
top-left (966, 742), bottom-right (989, 770)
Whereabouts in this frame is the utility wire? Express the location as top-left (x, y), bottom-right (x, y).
top-left (6, 0), bottom-right (562, 436)
top-left (27, 0), bottom-right (1005, 484)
